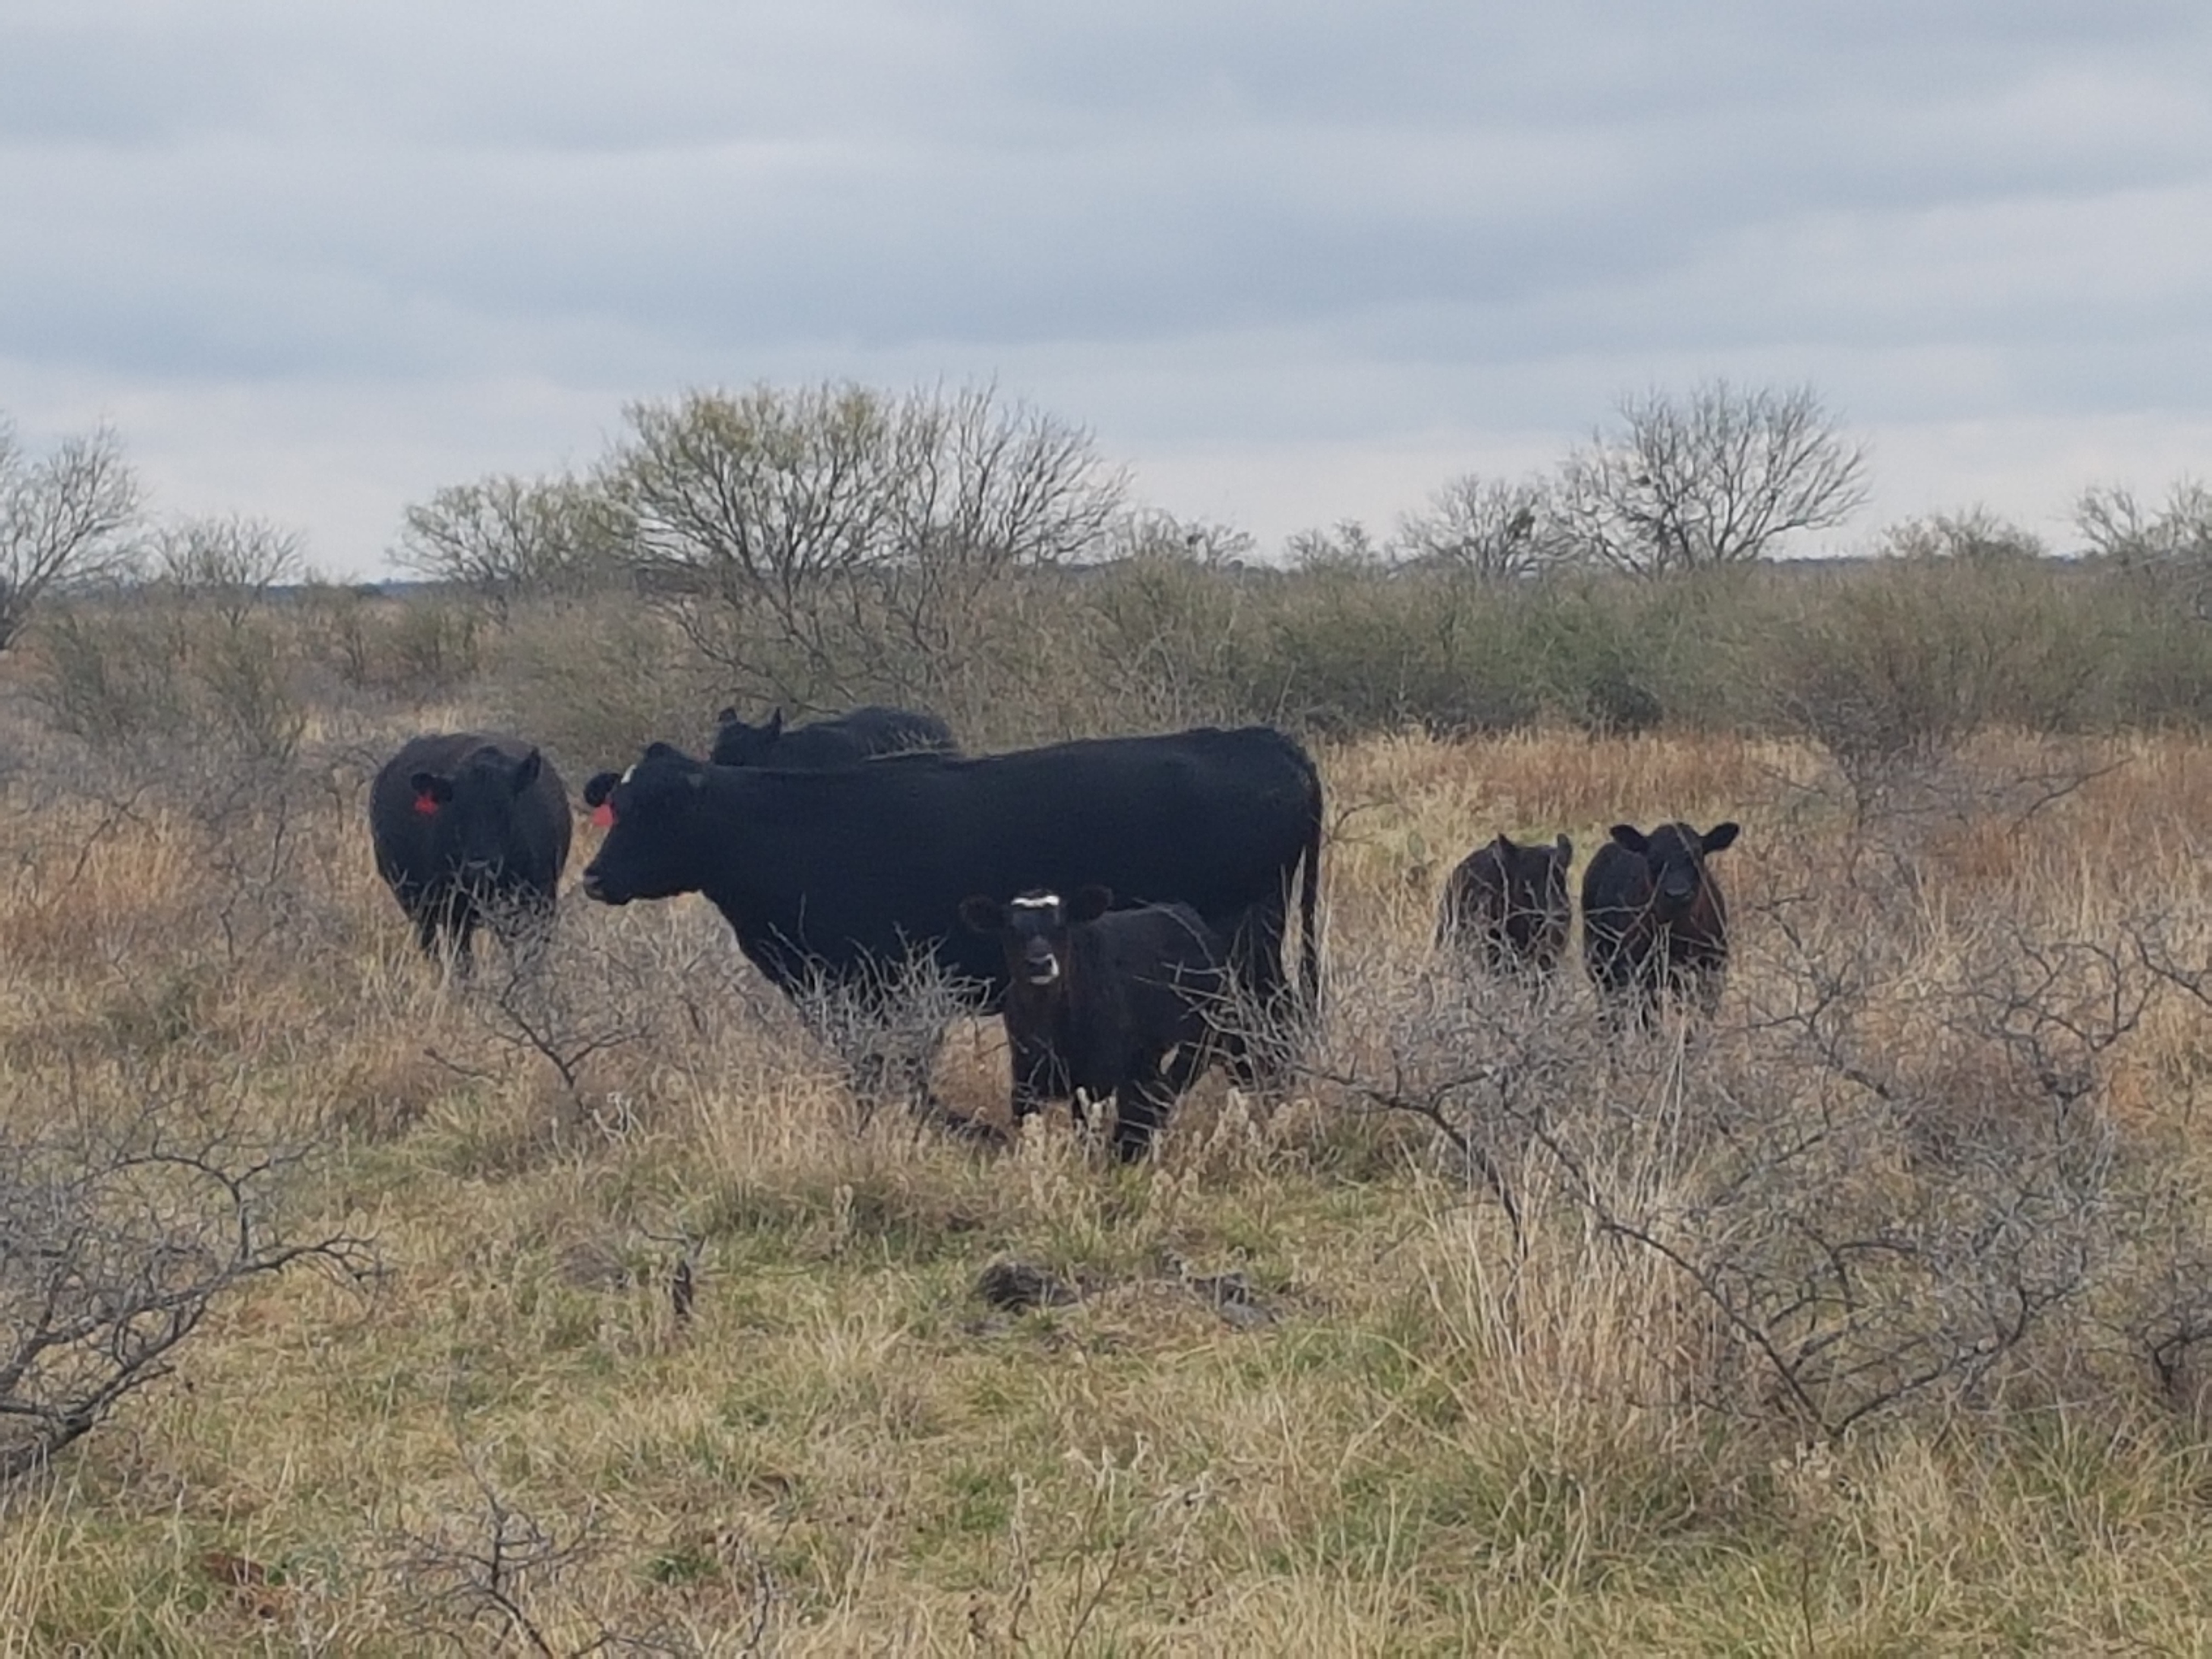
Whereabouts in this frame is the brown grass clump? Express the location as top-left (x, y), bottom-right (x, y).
top-left (12, 647), bottom-right (2212, 1653)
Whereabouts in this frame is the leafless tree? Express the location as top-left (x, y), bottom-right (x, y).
top-left (2077, 478), bottom-right (2212, 618)
top-left (1396, 473), bottom-right (1572, 580)
top-left (606, 381), bottom-right (1125, 707)
top-left (1108, 509), bottom-right (1258, 570)
top-left (396, 473), bottom-right (633, 613)
top-left (1285, 520), bottom-right (1386, 572)
top-left (1555, 381), bottom-right (1869, 577)
top-left (153, 513), bottom-right (304, 627)
top-left (2076, 477), bottom-right (2212, 565)
top-left (0, 417), bottom-right (144, 649)
top-left (1874, 506), bottom-right (2045, 564)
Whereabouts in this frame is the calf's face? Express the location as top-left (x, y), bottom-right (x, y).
top-left (1609, 820), bottom-right (1739, 919)
top-left (960, 887), bottom-right (1114, 988)
top-left (1500, 833), bottom-right (1572, 924)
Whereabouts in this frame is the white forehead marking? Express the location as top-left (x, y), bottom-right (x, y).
top-left (1009, 893), bottom-right (1061, 910)
top-left (619, 765), bottom-right (637, 785)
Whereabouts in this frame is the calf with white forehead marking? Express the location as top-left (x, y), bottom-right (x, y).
top-left (959, 886), bottom-right (1228, 1161)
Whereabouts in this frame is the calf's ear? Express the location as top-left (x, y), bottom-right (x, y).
top-left (1492, 832), bottom-right (1519, 856)
top-left (511, 748), bottom-right (543, 793)
top-left (580, 772), bottom-right (618, 809)
top-left (1701, 821), bottom-right (1741, 854)
top-left (763, 708), bottom-right (783, 741)
top-left (1068, 885), bottom-right (1114, 924)
top-left (1554, 833), bottom-right (1573, 861)
top-left (1608, 824), bottom-right (1649, 853)
top-left (715, 706), bottom-right (738, 726)
top-left (957, 895), bottom-right (1006, 935)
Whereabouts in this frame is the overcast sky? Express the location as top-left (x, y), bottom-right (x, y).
top-left (3, 1), bottom-right (2208, 577)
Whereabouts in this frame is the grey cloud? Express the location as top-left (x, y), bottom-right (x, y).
top-left (1, 1), bottom-right (2208, 573)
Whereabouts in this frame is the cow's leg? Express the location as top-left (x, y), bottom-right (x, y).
top-left (448, 901), bottom-right (480, 979)
top-left (1111, 1079), bottom-right (1169, 1163)
top-left (1007, 1037), bottom-right (1065, 1124)
top-left (1217, 902), bottom-right (1299, 1088)
top-left (1160, 1038), bottom-right (1209, 1096)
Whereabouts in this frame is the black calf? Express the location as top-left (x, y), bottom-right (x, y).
top-left (959, 887), bottom-right (1226, 1161)
top-left (1437, 832), bottom-right (1573, 975)
top-left (1580, 820), bottom-right (1739, 1021)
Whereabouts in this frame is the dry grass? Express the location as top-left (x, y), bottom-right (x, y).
top-left (9, 703), bottom-right (2212, 1655)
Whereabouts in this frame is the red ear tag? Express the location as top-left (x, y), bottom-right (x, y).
top-left (413, 792), bottom-right (440, 816)
top-left (591, 802), bottom-right (616, 830)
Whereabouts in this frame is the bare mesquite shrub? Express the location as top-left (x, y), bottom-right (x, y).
top-left (1296, 769), bottom-right (2209, 1440)
top-left (0, 1093), bottom-right (369, 1483)
top-left (436, 893), bottom-right (760, 1155)
top-left (389, 1454), bottom-right (724, 1657)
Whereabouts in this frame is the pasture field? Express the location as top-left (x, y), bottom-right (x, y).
top-left (8, 706), bottom-right (2212, 1655)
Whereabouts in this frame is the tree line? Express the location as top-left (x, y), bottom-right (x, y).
top-left (9, 379), bottom-right (2211, 629)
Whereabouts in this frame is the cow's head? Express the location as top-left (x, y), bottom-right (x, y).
top-left (409, 746), bottom-right (544, 877)
top-left (1494, 832), bottom-right (1573, 922)
top-left (579, 743), bottom-right (712, 906)
top-left (709, 706), bottom-right (784, 768)
top-left (960, 886), bottom-right (1114, 989)
top-left (1609, 820), bottom-right (1738, 919)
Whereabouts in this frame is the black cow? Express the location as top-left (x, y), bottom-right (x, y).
top-left (1580, 820), bottom-right (1740, 1020)
top-left (959, 887), bottom-right (1226, 1161)
top-left (578, 726), bottom-right (1322, 1109)
top-left (368, 732), bottom-right (572, 969)
top-left (1436, 832), bottom-right (1573, 975)
top-left (710, 704), bottom-right (956, 768)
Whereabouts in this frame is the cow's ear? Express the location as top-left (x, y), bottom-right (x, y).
top-left (580, 772), bottom-right (616, 809)
top-left (1554, 833), bottom-right (1573, 861)
top-left (715, 706), bottom-right (738, 726)
top-left (1609, 823), bottom-right (1648, 853)
top-left (763, 708), bottom-right (783, 742)
top-left (643, 741), bottom-right (679, 762)
top-left (511, 749), bottom-right (543, 793)
top-left (1701, 821), bottom-right (1741, 855)
top-left (957, 895), bottom-right (1005, 935)
top-left (410, 771), bottom-right (454, 813)
top-left (1492, 832), bottom-right (1519, 856)
top-left (1068, 885), bottom-right (1114, 924)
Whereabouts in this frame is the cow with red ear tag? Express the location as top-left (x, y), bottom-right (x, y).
top-left (368, 732), bottom-right (572, 970)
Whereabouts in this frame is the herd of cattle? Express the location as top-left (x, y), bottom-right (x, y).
top-left (369, 707), bottom-right (1738, 1157)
